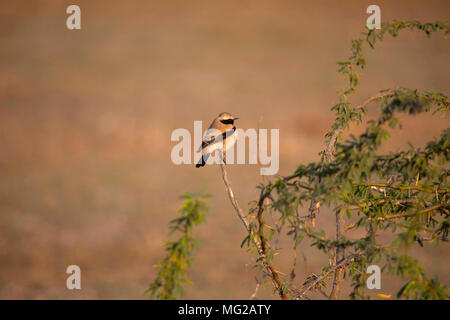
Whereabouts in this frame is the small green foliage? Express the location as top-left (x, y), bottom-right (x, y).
top-left (146, 192), bottom-right (210, 300)
top-left (329, 20), bottom-right (449, 141)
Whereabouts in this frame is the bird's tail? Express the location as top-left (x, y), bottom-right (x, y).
top-left (195, 154), bottom-right (209, 168)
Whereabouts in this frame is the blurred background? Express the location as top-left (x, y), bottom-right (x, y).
top-left (0, 0), bottom-right (449, 299)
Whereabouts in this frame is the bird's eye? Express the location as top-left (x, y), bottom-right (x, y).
top-left (220, 119), bottom-right (234, 124)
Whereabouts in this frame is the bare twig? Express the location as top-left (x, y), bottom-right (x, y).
top-left (219, 163), bottom-right (250, 232)
top-left (345, 199), bottom-right (417, 212)
top-left (329, 210), bottom-right (345, 299)
top-left (345, 204), bottom-right (450, 231)
top-left (302, 253), bottom-right (309, 275)
top-left (289, 243), bottom-right (297, 284)
top-left (249, 276), bottom-right (263, 300)
top-left (323, 128), bottom-right (342, 162)
top-left (358, 183), bottom-right (450, 194)
top-left (219, 163), bottom-right (288, 299)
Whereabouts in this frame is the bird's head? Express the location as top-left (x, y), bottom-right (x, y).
top-left (218, 112), bottom-right (239, 125)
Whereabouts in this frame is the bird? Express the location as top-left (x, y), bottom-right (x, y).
top-left (195, 112), bottom-right (239, 168)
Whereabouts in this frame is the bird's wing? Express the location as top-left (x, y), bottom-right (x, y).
top-left (201, 135), bottom-right (216, 149)
top-left (198, 127), bottom-right (236, 151)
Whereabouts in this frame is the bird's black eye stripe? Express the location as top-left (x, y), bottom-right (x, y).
top-left (220, 119), bottom-right (234, 124)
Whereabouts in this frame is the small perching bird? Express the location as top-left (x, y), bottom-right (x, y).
top-left (195, 112), bottom-right (239, 168)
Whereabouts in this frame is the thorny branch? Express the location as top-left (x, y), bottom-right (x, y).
top-left (295, 252), bottom-right (364, 299)
top-left (345, 204), bottom-right (450, 231)
top-left (323, 90), bottom-right (396, 162)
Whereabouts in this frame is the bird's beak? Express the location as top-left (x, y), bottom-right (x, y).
top-left (233, 117), bottom-right (239, 120)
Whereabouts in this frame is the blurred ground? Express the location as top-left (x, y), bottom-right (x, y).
top-left (0, 0), bottom-right (449, 299)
